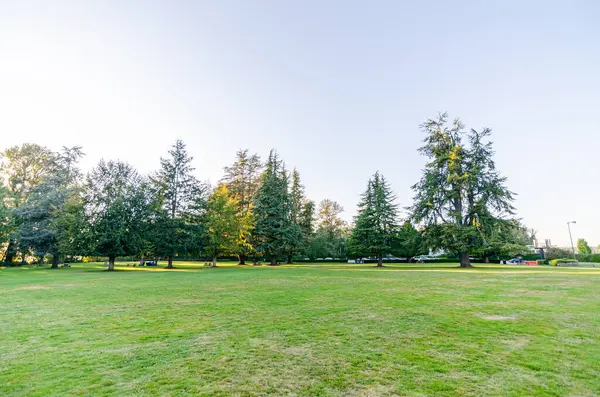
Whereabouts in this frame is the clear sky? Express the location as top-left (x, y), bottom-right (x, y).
top-left (1, 1), bottom-right (599, 246)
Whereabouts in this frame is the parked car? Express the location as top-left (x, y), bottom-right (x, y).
top-left (414, 256), bottom-right (439, 261)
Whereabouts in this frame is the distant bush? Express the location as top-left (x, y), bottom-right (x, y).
top-left (537, 259), bottom-right (548, 265)
top-left (576, 254), bottom-right (600, 263)
top-left (545, 247), bottom-right (572, 260)
top-left (550, 258), bottom-right (578, 266)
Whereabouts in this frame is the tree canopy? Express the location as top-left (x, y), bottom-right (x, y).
top-left (204, 184), bottom-right (252, 267)
top-left (577, 238), bottom-right (592, 255)
top-left (349, 172), bottom-right (399, 267)
top-left (150, 140), bottom-right (207, 268)
top-left (0, 116), bottom-right (531, 270)
top-left (221, 149), bottom-right (262, 264)
top-left (83, 160), bottom-right (152, 270)
top-left (252, 150), bottom-right (295, 265)
top-left (16, 147), bottom-right (85, 267)
top-left (410, 113), bottom-right (516, 267)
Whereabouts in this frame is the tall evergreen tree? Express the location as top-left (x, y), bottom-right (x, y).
top-left (394, 221), bottom-right (426, 263)
top-left (284, 169), bottom-right (305, 263)
top-left (221, 149), bottom-right (263, 210)
top-left (150, 140), bottom-right (206, 268)
top-left (474, 219), bottom-right (530, 263)
top-left (350, 172), bottom-right (399, 267)
top-left (253, 150), bottom-right (294, 265)
top-left (410, 113), bottom-right (516, 267)
top-left (298, 200), bottom-right (315, 252)
top-left (220, 149), bottom-right (262, 264)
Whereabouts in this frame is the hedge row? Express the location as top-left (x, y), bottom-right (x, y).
top-left (550, 258), bottom-right (578, 266)
top-left (575, 254), bottom-right (600, 263)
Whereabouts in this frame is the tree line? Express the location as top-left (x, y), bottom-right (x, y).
top-left (0, 113), bottom-right (533, 269)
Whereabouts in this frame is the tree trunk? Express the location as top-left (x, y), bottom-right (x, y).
top-left (270, 256), bottom-right (277, 266)
top-left (484, 256), bottom-right (490, 264)
top-left (212, 256), bottom-right (217, 267)
top-left (238, 253), bottom-right (246, 265)
top-left (38, 254), bottom-right (45, 266)
top-left (166, 255), bottom-right (174, 269)
top-left (108, 255), bottom-right (116, 271)
top-left (459, 252), bottom-right (472, 268)
top-left (4, 240), bottom-right (16, 265)
top-left (407, 256), bottom-right (413, 263)
top-left (377, 255), bottom-right (383, 267)
top-left (287, 254), bottom-right (293, 264)
top-left (4, 252), bottom-right (15, 265)
top-left (51, 254), bottom-right (59, 269)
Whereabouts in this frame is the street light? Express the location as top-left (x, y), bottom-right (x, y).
top-left (567, 221), bottom-right (577, 258)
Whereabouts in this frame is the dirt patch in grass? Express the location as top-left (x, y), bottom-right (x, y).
top-left (194, 335), bottom-right (214, 345)
top-left (283, 345), bottom-right (312, 356)
top-left (501, 336), bottom-right (530, 350)
top-left (16, 285), bottom-right (50, 290)
top-left (345, 384), bottom-right (399, 396)
top-left (479, 314), bottom-right (517, 321)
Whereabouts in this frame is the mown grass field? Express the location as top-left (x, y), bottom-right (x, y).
top-left (2, 261), bottom-right (600, 396)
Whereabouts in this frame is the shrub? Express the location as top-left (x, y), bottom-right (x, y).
top-left (576, 254), bottom-right (600, 263)
top-left (545, 247), bottom-right (572, 260)
top-left (537, 259), bottom-right (548, 265)
top-left (550, 258), bottom-right (578, 266)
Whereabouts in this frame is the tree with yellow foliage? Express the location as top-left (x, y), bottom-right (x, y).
top-left (204, 184), bottom-right (253, 267)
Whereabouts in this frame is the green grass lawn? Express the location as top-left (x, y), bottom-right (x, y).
top-left (2, 262), bottom-right (600, 396)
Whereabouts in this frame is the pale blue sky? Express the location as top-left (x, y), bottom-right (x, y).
top-left (1, 1), bottom-right (599, 246)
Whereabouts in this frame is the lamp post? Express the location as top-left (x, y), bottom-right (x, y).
top-left (567, 221), bottom-right (577, 258)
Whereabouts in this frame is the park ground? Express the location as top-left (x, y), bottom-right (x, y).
top-left (1, 262), bottom-right (600, 396)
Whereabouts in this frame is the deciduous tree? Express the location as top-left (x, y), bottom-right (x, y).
top-left (221, 149), bottom-right (262, 264)
top-left (545, 247), bottom-right (572, 260)
top-left (0, 186), bottom-right (13, 255)
top-left (0, 143), bottom-right (56, 264)
top-left (308, 199), bottom-right (347, 259)
top-left (16, 147), bottom-right (84, 267)
top-left (84, 160), bottom-right (152, 271)
top-left (577, 238), bottom-right (592, 255)
top-left (204, 184), bottom-right (252, 266)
